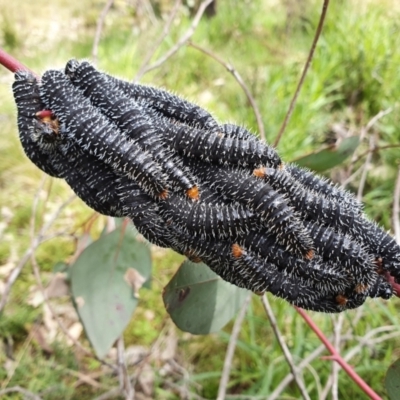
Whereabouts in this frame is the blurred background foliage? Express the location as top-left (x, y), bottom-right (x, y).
top-left (0, 0), bottom-right (400, 398)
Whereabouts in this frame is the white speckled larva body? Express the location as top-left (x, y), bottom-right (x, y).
top-left (11, 61), bottom-right (399, 313)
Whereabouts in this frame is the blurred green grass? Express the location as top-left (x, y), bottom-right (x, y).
top-left (1, 0), bottom-right (400, 398)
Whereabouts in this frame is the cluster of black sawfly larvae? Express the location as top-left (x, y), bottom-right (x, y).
top-left (12, 60), bottom-right (400, 313)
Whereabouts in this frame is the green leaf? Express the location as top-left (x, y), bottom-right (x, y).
top-left (294, 136), bottom-right (359, 172)
top-left (53, 261), bottom-right (68, 274)
top-left (70, 226), bottom-right (151, 358)
top-left (386, 359), bottom-right (400, 400)
top-left (163, 260), bottom-right (248, 334)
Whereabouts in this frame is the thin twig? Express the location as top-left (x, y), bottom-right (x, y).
top-left (347, 107), bottom-right (394, 175)
top-left (30, 253), bottom-right (117, 369)
top-left (340, 164), bottom-right (363, 189)
top-left (393, 166), bottom-right (400, 244)
top-left (163, 380), bottom-right (208, 400)
top-left (92, 0), bottom-right (115, 65)
top-left (261, 296), bottom-right (311, 400)
top-left (331, 314), bottom-right (343, 400)
top-left (295, 307), bottom-right (383, 400)
top-left (348, 107), bottom-right (393, 174)
top-left (0, 176), bottom-right (47, 313)
top-left (189, 42), bottom-right (266, 142)
top-left (117, 336), bottom-right (134, 400)
top-left (217, 293), bottom-right (252, 400)
top-left (344, 326), bottom-right (400, 362)
top-left (0, 386), bottom-right (42, 400)
top-left (1, 325), bottom-right (37, 389)
top-left (93, 387), bottom-right (121, 400)
top-left (356, 134), bottom-right (375, 202)
top-left (363, 108), bottom-right (393, 136)
top-left (320, 314), bottom-right (344, 400)
top-left (140, 0), bottom-right (157, 25)
top-left (274, 0), bottom-right (330, 147)
top-left (270, 306), bottom-right (367, 399)
top-left (0, 244), bottom-right (37, 312)
top-left (27, 188), bottom-right (116, 371)
top-left (167, 358), bottom-right (192, 397)
top-left (134, 0), bottom-right (182, 82)
top-left (138, 0), bottom-right (214, 75)
top-left (269, 342), bottom-right (330, 400)
top-left (350, 143), bottom-right (400, 167)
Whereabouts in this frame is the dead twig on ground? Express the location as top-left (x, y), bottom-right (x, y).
top-left (24, 185), bottom-right (116, 371)
top-left (0, 386), bottom-right (43, 400)
top-left (117, 336), bottom-right (135, 399)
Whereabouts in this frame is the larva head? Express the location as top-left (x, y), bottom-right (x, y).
top-left (14, 70), bottom-right (36, 85)
top-left (64, 59), bottom-right (80, 79)
top-left (65, 59), bottom-right (98, 91)
top-left (12, 71), bottom-right (41, 116)
top-left (368, 275), bottom-right (394, 299)
top-left (30, 119), bottom-right (62, 154)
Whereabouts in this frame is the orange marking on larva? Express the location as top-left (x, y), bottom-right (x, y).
top-left (217, 131), bottom-right (224, 138)
top-left (253, 167), bottom-right (267, 178)
top-left (186, 186), bottom-right (199, 200)
top-left (159, 189), bottom-right (168, 200)
top-left (232, 243), bottom-right (244, 258)
top-left (355, 284), bottom-right (368, 294)
top-left (304, 249), bottom-right (314, 260)
top-left (278, 163), bottom-right (284, 170)
top-left (335, 294), bottom-right (348, 306)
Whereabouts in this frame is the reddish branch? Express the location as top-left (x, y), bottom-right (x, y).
top-left (0, 47), bottom-right (36, 76)
top-left (295, 306), bottom-right (383, 400)
top-left (0, 47), bottom-right (53, 118)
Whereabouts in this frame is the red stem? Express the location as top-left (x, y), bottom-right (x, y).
top-left (0, 47), bottom-right (54, 117)
top-left (0, 47), bottom-right (37, 77)
top-left (295, 307), bottom-right (383, 400)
